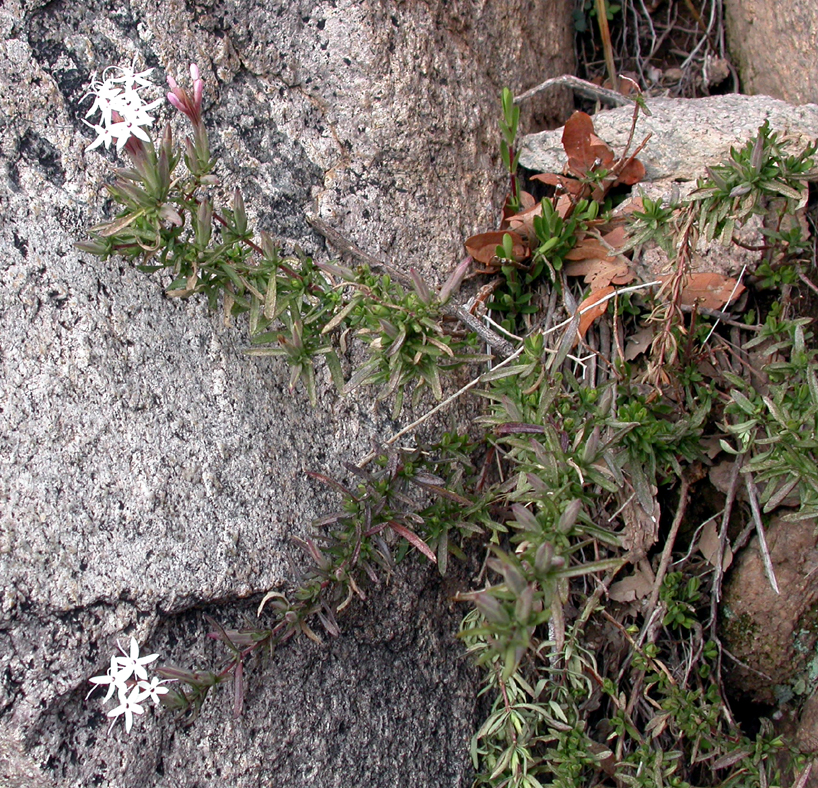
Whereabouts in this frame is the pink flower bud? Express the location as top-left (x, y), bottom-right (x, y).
top-left (167, 92), bottom-right (184, 113)
top-left (190, 63), bottom-right (200, 81)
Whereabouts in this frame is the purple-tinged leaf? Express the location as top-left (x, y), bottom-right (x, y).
top-left (388, 521), bottom-right (437, 563)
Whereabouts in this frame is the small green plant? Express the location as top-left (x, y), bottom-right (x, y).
top-left (573, 0), bottom-right (621, 32)
top-left (688, 120), bottom-right (816, 246)
top-left (722, 318), bottom-right (818, 519)
top-left (660, 572), bottom-right (701, 630)
top-left (500, 88), bottom-right (522, 213)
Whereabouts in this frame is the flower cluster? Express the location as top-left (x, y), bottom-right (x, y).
top-left (87, 637), bottom-right (169, 732)
top-left (82, 63), bottom-right (163, 153)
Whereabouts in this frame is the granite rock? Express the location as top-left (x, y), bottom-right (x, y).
top-left (519, 94), bottom-right (818, 182)
top-left (724, 0), bottom-right (818, 105)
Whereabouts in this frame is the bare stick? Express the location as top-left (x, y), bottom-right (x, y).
top-left (710, 455), bottom-right (742, 616)
top-left (307, 215), bottom-right (410, 285)
top-left (513, 74), bottom-right (631, 107)
top-left (721, 646), bottom-right (775, 681)
top-left (798, 271), bottom-right (818, 297)
top-left (792, 762), bottom-right (813, 788)
top-left (708, 455), bottom-right (743, 721)
top-left (595, 0), bottom-right (618, 93)
top-left (452, 307), bottom-right (516, 359)
top-left (744, 474), bottom-right (780, 594)
top-left (642, 475), bottom-right (691, 635)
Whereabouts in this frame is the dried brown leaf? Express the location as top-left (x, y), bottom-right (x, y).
top-left (698, 520), bottom-right (733, 571)
top-left (588, 134), bottom-right (615, 169)
top-left (609, 566), bottom-right (655, 602)
top-left (508, 201), bottom-right (544, 245)
top-left (619, 491), bottom-right (660, 555)
top-left (617, 157), bottom-right (646, 186)
top-left (578, 285), bottom-right (614, 337)
top-left (562, 111), bottom-right (600, 178)
top-left (519, 190), bottom-right (537, 210)
top-left (530, 172), bottom-right (586, 196)
top-left (624, 325), bottom-right (656, 361)
top-left (658, 272), bottom-right (746, 310)
top-left (565, 258), bottom-right (634, 291)
top-left (555, 194), bottom-right (574, 219)
top-left (464, 231), bottom-right (527, 265)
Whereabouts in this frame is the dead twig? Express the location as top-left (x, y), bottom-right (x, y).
top-left (622, 475), bottom-right (690, 718)
top-left (710, 455), bottom-right (742, 617)
top-left (379, 281), bottom-right (660, 453)
top-left (744, 474), bottom-right (780, 594)
top-left (792, 762), bottom-right (814, 788)
top-left (721, 646), bottom-right (775, 682)
top-left (708, 454), bottom-right (743, 730)
top-left (595, 0), bottom-right (619, 93)
top-left (642, 474), bottom-right (691, 636)
top-left (513, 74), bottom-right (631, 107)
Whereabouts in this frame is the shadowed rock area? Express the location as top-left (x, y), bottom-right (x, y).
top-left (0, 0), bottom-right (573, 785)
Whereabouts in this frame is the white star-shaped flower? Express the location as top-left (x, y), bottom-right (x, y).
top-left (86, 655), bottom-right (128, 701)
top-left (110, 63), bottom-right (156, 89)
top-left (82, 121), bottom-right (115, 152)
top-left (81, 63), bottom-right (161, 153)
top-left (112, 636), bottom-right (159, 683)
top-left (107, 684), bottom-right (151, 733)
top-left (137, 676), bottom-right (170, 705)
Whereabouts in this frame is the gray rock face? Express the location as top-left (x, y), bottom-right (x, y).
top-left (0, 0), bottom-right (573, 785)
top-left (519, 94), bottom-right (818, 182)
top-left (724, 0), bottom-right (818, 105)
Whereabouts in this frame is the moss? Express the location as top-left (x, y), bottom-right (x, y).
top-left (720, 606), bottom-right (760, 653)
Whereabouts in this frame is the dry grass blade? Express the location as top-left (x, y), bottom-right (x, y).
top-left (595, 0), bottom-right (618, 92)
top-left (744, 474), bottom-right (780, 595)
top-left (641, 474), bottom-right (691, 638)
top-left (792, 762), bottom-right (814, 788)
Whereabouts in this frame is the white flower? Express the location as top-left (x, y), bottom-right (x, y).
top-left (112, 636), bottom-right (159, 683)
top-left (88, 636), bottom-right (166, 733)
top-left (81, 61), bottom-right (162, 153)
top-left (110, 63), bottom-right (157, 89)
top-left (106, 684), bottom-right (151, 733)
top-left (137, 676), bottom-right (170, 705)
top-left (86, 655), bottom-right (129, 701)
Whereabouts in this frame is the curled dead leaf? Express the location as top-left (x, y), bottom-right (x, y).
top-left (578, 285), bottom-right (615, 337)
top-left (562, 111), bottom-right (598, 177)
top-left (464, 231), bottom-right (527, 266)
top-left (617, 157), bottom-right (647, 186)
top-left (530, 172), bottom-right (587, 197)
top-left (508, 201), bottom-right (544, 245)
top-left (564, 228), bottom-right (634, 290)
top-left (565, 259), bottom-right (634, 290)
